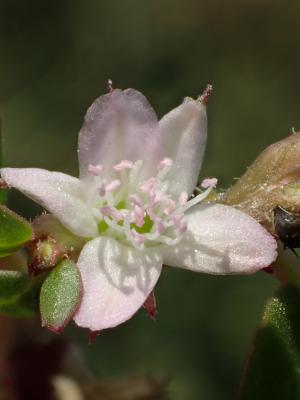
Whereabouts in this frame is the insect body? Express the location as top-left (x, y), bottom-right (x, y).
top-left (273, 206), bottom-right (300, 254)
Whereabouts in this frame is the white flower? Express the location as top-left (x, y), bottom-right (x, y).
top-left (1, 88), bottom-right (277, 331)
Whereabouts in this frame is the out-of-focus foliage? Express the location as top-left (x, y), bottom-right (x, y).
top-left (0, 122), bottom-right (7, 204)
top-left (238, 285), bottom-right (300, 400)
top-left (52, 374), bottom-right (167, 400)
top-left (0, 270), bottom-right (39, 317)
top-left (0, 205), bottom-right (33, 257)
top-left (1, 1), bottom-right (299, 398)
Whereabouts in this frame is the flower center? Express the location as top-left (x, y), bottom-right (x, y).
top-left (87, 159), bottom-right (215, 249)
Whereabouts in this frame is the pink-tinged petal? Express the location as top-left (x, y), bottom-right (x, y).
top-left (1, 168), bottom-right (97, 238)
top-left (159, 98), bottom-right (207, 196)
top-left (160, 204), bottom-right (277, 274)
top-left (74, 237), bottom-right (162, 331)
top-left (78, 89), bottom-right (161, 181)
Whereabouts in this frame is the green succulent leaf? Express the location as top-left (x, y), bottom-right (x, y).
top-left (40, 259), bottom-right (82, 333)
top-left (0, 189), bottom-right (8, 205)
top-left (0, 270), bottom-right (40, 317)
top-left (0, 120), bottom-right (6, 204)
top-left (238, 284), bottom-right (300, 400)
top-left (0, 205), bottom-right (33, 257)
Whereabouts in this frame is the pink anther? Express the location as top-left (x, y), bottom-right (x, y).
top-left (101, 206), bottom-right (124, 222)
top-left (113, 160), bottom-right (133, 171)
top-left (164, 199), bottom-right (176, 215)
top-left (140, 177), bottom-right (156, 193)
top-left (147, 205), bottom-right (157, 221)
top-left (155, 218), bottom-right (166, 234)
top-left (88, 164), bottom-right (103, 176)
top-left (151, 190), bottom-right (166, 205)
top-left (173, 214), bottom-right (188, 234)
top-left (129, 194), bottom-right (143, 207)
top-left (178, 191), bottom-right (188, 205)
top-left (131, 229), bottom-right (145, 246)
top-left (201, 177), bottom-right (218, 189)
top-left (158, 158), bottom-right (173, 169)
top-left (178, 220), bottom-right (188, 234)
top-left (132, 205), bottom-right (145, 227)
top-left (105, 179), bottom-right (121, 193)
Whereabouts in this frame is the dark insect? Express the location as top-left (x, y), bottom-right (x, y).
top-left (273, 206), bottom-right (300, 254)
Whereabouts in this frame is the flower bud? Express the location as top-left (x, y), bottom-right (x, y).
top-left (32, 214), bottom-right (84, 258)
top-left (28, 237), bottom-right (65, 276)
top-left (223, 132), bottom-right (300, 232)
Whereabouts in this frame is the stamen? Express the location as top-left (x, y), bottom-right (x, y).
top-left (129, 160), bottom-right (143, 185)
top-left (147, 205), bottom-right (157, 221)
top-left (159, 158), bottom-right (173, 169)
top-left (124, 216), bottom-right (132, 243)
top-left (158, 158), bottom-right (173, 181)
top-left (101, 206), bottom-right (124, 222)
top-left (113, 160), bottom-right (133, 171)
top-left (131, 229), bottom-right (145, 247)
top-left (90, 158), bottom-right (215, 249)
top-left (148, 189), bottom-right (158, 209)
top-left (179, 221), bottom-right (188, 234)
top-left (88, 164), bottom-right (103, 176)
top-left (155, 218), bottom-right (166, 234)
top-left (172, 214), bottom-right (187, 234)
top-left (201, 177), bottom-right (218, 189)
top-left (103, 216), bottom-right (123, 233)
top-left (105, 179), bottom-right (121, 193)
top-left (184, 186), bottom-right (214, 211)
top-left (164, 199), bottom-right (176, 215)
top-left (140, 177), bottom-right (156, 193)
top-left (99, 181), bottom-right (107, 197)
top-left (129, 194), bottom-right (143, 207)
top-left (178, 191), bottom-right (188, 206)
top-left (132, 205), bottom-right (145, 227)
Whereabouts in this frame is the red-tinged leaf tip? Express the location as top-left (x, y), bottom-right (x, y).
top-left (199, 84), bottom-right (213, 105)
top-left (88, 330), bottom-right (101, 344)
top-left (0, 178), bottom-right (8, 189)
top-left (263, 265), bottom-right (274, 274)
top-left (44, 324), bottom-right (64, 335)
top-left (143, 291), bottom-right (157, 320)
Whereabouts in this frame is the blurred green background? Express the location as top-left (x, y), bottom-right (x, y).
top-left (1, 0), bottom-right (299, 398)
